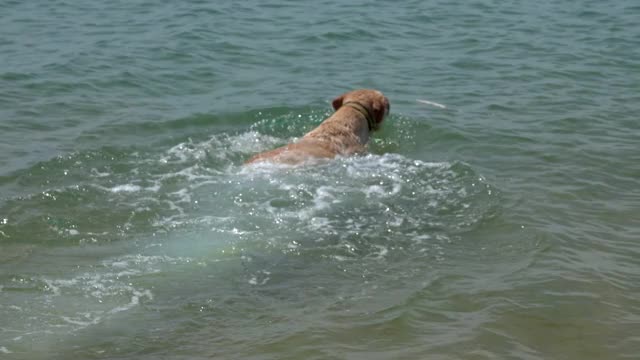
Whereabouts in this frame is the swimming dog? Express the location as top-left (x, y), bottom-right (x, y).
top-left (245, 89), bottom-right (389, 165)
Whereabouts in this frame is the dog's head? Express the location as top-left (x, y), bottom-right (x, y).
top-left (331, 89), bottom-right (390, 131)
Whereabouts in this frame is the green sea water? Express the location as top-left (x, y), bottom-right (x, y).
top-left (1, 0), bottom-right (639, 359)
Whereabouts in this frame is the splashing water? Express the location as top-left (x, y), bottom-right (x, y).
top-left (0, 113), bottom-right (498, 356)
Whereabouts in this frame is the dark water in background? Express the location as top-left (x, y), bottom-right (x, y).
top-left (1, 0), bottom-right (639, 358)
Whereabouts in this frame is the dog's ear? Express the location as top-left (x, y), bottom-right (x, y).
top-left (332, 94), bottom-right (344, 111)
top-left (373, 96), bottom-right (390, 126)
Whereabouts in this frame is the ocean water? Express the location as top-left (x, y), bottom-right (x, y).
top-left (1, 0), bottom-right (639, 359)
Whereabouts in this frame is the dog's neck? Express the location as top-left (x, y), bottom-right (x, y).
top-left (303, 103), bottom-right (373, 154)
top-left (342, 101), bottom-right (375, 131)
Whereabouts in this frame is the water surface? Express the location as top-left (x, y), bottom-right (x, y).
top-left (1, 0), bottom-right (639, 359)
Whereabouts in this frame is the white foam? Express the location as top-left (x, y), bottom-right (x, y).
top-left (309, 216), bottom-right (330, 231)
top-left (239, 160), bottom-right (295, 174)
top-left (110, 184), bottom-right (142, 193)
top-left (158, 132), bottom-right (282, 166)
top-left (43, 278), bottom-right (79, 296)
top-left (169, 188), bottom-right (192, 204)
top-left (417, 98), bottom-right (447, 109)
top-left (155, 164), bottom-right (218, 183)
top-left (386, 215), bottom-right (404, 227)
top-left (0, 346), bottom-right (12, 354)
top-left (114, 269), bottom-right (144, 278)
top-left (412, 234), bottom-right (432, 243)
top-left (248, 270), bottom-right (271, 286)
top-left (228, 131), bottom-right (282, 154)
top-left (370, 245), bottom-right (389, 259)
top-left (110, 260), bottom-right (129, 269)
top-left (90, 168), bottom-right (111, 178)
top-left (144, 181), bottom-right (162, 193)
top-left (230, 227), bottom-right (248, 235)
top-left (61, 315), bottom-right (101, 327)
top-left (313, 186), bottom-right (337, 210)
top-left (161, 139), bottom-right (207, 164)
top-left (109, 289), bottom-right (153, 314)
top-left (364, 185), bottom-right (385, 197)
top-left (103, 254), bottom-right (190, 269)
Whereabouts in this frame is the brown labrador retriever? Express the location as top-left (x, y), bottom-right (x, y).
top-left (245, 89), bottom-right (390, 165)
